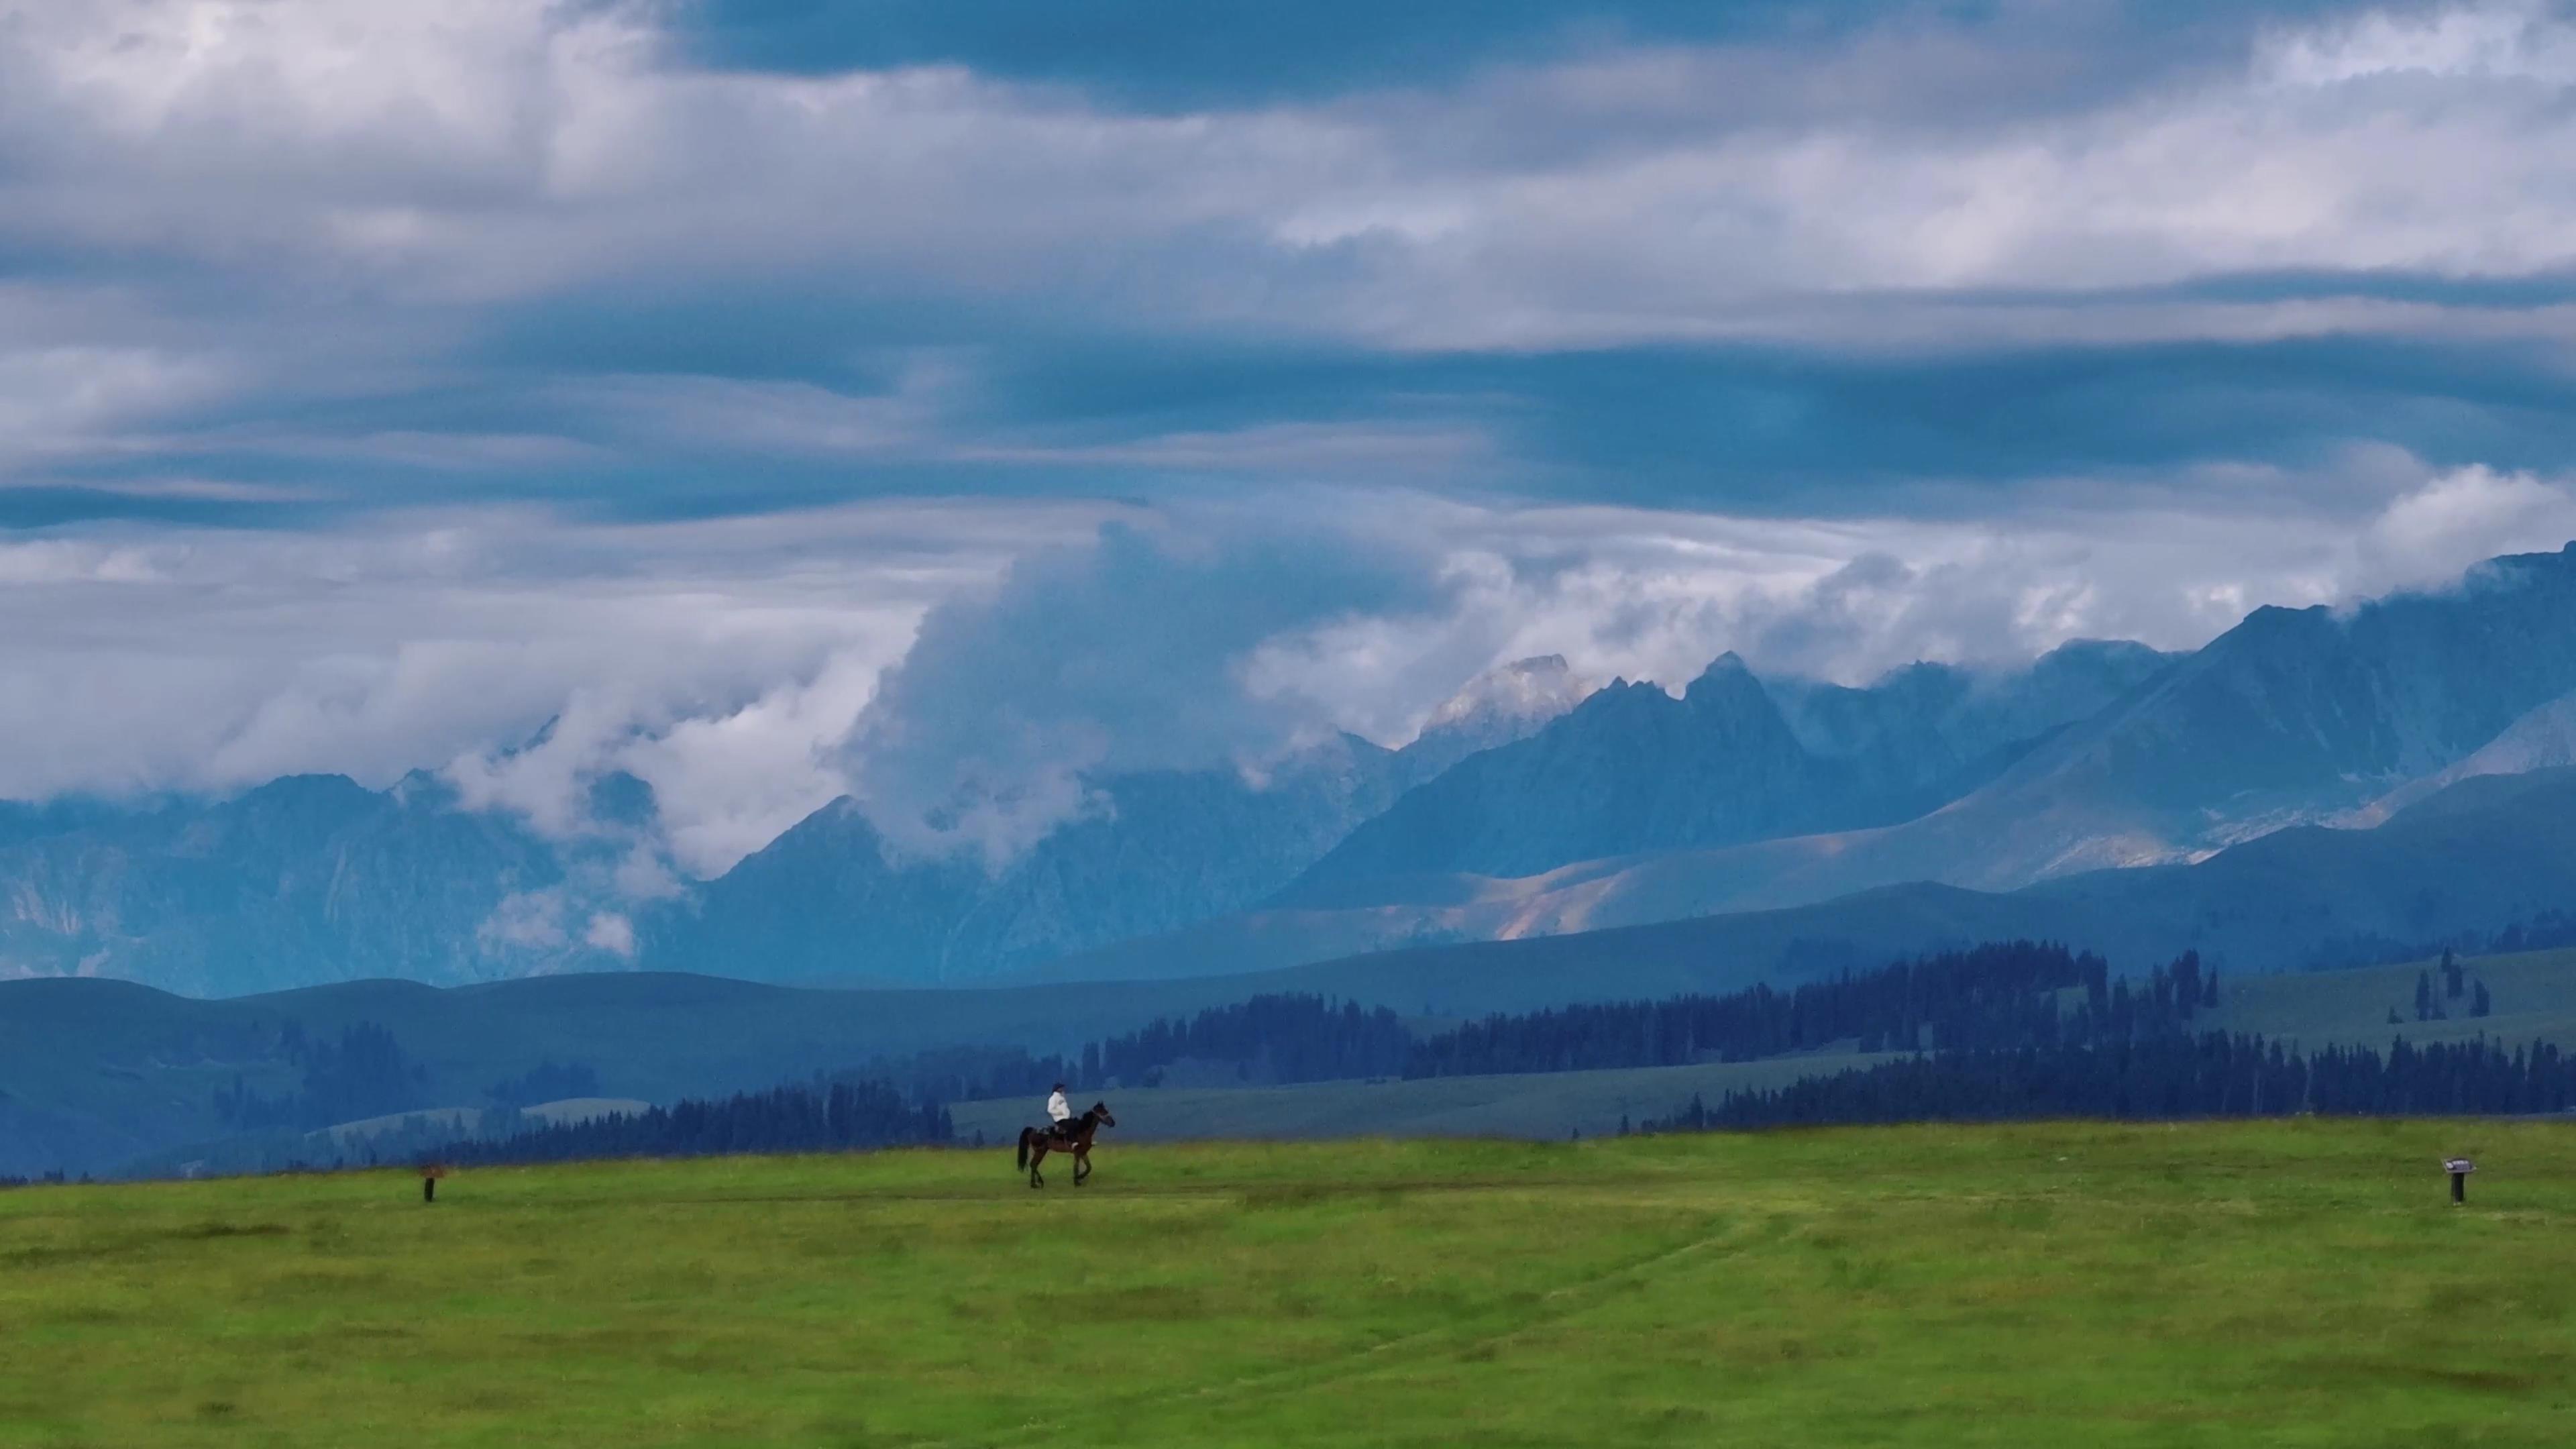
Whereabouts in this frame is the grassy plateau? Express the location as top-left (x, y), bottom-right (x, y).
top-left (2, 1120), bottom-right (2571, 1448)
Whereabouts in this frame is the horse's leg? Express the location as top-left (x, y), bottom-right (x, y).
top-left (1028, 1142), bottom-right (1046, 1189)
top-left (1073, 1147), bottom-right (1089, 1185)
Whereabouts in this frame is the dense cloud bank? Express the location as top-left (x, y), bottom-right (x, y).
top-left (7, 2), bottom-right (2576, 882)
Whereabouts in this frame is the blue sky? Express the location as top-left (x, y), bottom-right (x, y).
top-left (7, 0), bottom-right (2576, 875)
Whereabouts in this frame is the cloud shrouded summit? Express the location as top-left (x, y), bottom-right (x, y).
top-left (841, 519), bottom-right (1453, 865)
top-left (7, 1), bottom-right (2576, 877)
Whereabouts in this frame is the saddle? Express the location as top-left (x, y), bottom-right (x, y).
top-left (1046, 1120), bottom-right (1081, 1144)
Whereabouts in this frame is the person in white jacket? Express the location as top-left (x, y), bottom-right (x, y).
top-left (1045, 1083), bottom-right (1073, 1139)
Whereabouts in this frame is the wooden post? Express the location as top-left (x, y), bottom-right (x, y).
top-left (424, 1175), bottom-right (436, 1203)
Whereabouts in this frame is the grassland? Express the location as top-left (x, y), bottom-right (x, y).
top-left (2209, 945), bottom-right (2576, 1051)
top-left (3, 1120), bottom-right (2573, 1447)
top-left (949, 1051), bottom-right (1886, 1145)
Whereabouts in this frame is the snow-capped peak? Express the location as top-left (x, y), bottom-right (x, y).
top-left (1424, 655), bottom-right (1592, 734)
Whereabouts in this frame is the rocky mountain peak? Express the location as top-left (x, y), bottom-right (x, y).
top-left (1682, 651), bottom-right (1771, 707)
top-left (1420, 654), bottom-right (1591, 735)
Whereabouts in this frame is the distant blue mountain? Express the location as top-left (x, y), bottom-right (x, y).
top-left (5, 547), bottom-right (2576, 996)
top-left (1202, 544), bottom-right (2576, 965)
top-left (649, 667), bottom-right (1588, 985)
top-left (15, 763), bottom-right (2576, 1180)
top-left (0, 657), bottom-right (1591, 994)
top-left (1287, 641), bottom-right (2173, 890)
top-left (0, 771), bottom-right (621, 996)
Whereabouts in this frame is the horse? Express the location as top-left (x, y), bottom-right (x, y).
top-left (1016, 1102), bottom-right (1115, 1188)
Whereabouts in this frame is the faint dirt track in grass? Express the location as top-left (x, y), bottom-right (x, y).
top-left (5, 1122), bottom-right (2576, 1448)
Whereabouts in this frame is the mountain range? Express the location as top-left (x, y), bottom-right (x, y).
top-left (7, 545), bottom-right (2576, 997)
top-left (1226, 543), bottom-right (2576, 959)
top-left (1290, 640), bottom-right (2174, 889)
top-left (15, 761), bottom-right (2576, 1179)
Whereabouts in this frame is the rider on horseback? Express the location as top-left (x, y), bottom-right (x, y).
top-left (1017, 1094), bottom-right (1115, 1188)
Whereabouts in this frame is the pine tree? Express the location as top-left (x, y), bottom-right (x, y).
top-left (2443, 949), bottom-right (2465, 1000)
top-left (2473, 980), bottom-right (2493, 1018)
top-left (2416, 971), bottom-right (2435, 1021)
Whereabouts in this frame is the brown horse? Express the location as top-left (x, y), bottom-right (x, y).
top-left (1016, 1102), bottom-right (1115, 1188)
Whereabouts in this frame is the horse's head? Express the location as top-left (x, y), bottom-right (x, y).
top-left (1089, 1102), bottom-right (1116, 1128)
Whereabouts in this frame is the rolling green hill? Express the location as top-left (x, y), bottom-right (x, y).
top-left (942, 947), bottom-right (2576, 1145)
top-left (949, 1051), bottom-right (1888, 1146)
top-left (0, 971), bottom-right (1254, 1177)
top-left (15, 938), bottom-right (2576, 1179)
top-left (2, 1122), bottom-right (2571, 1446)
top-left (2208, 946), bottom-right (2576, 1050)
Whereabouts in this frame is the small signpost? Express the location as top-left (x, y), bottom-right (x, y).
top-left (2443, 1157), bottom-right (2475, 1205)
top-left (422, 1163), bottom-right (449, 1203)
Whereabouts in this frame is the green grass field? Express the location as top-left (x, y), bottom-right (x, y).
top-left (3, 1120), bottom-right (2572, 1447)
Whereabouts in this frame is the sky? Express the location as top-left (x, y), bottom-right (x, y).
top-left (9, 0), bottom-right (2576, 873)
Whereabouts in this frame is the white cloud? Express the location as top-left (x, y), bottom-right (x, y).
top-left (1220, 462), bottom-right (2576, 725)
top-left (614, 649), bottom-right (883, 877)
top-left (13, 0), bottom-right (2576, 383)
top-left (4, 1), bottom-right (2576, 881)
top-left (582, 911), bottom-right (637, 958)
top-left (0, 498), bottom-right (1111, 868)
top-left (0, 465), bottom-right (2565, 875)
top-left (2261, 2), bottom-right (2576, 86)
top-left (2355, 464), bottom-right (2576, 593)
top-left (477, 888), bottom-right (570, 953)
top-left (843, 515), bottom-right (1452, 865)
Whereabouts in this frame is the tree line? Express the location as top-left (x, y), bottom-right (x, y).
top-left (1408, 943), bottom-right (2215, 1075)
top-left (213, 1022), bottom-right (433, 1130)
top-left (2395, 949), bottom-right (2496, 1024)
top-left (2310, 908), bottom-right (2576, 973)
top-left (1640, 1032), bottom-right (2576, 1132)
top-left (443, 1079), bottom-right (952, 1167)
top-left (934, 943), bottom-right (2221, 1097)
top-left (195, 932), bottom-right (2542, 1182)
top-left (872, 996), bottom-right (1415, 1102)
top-left (178, 943), bottom-right (2253, 1138)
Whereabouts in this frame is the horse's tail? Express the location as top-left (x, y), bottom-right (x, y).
top-left (1016, 1127), bottom-right (1032, 1171)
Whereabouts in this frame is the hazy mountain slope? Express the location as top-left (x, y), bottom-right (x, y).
top-left (0, 658), bottom-right (1591, 996)
top-left (4, 546), bottom-right (2571, 998)
top-left (2350, 687), bottom-right (2576, 824)
top-left (1766, 639), bottom-right (2176, 812)
top-left (654, 735), bottom-right (1421, 983)
top-left (0, 773), bottom-right (623, 996)
top-left (1984, 544), bottom-right (2576, 843)
top-left (2000, 767), bottom-right (2576, 961)
top-left (640, 798), bottom-right (989, 985)
top-left (1032, 766), bottom-right (2576, 992)
top-left (1307, 542), bottom-right (2576, 929)
top-left (1291, 657), bottom-right (1826, 885)
top-left (647, 659), bottom-right (1594, 985)
top-left (1291, 640), bottom-right (2173, 896)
